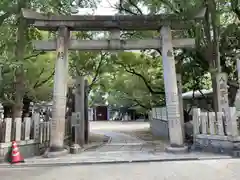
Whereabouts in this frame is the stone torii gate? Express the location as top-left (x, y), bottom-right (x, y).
top-left (22, 9), bottom-right (204, 156)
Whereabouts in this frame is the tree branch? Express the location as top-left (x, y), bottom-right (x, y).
top-left (116, 62), bottom-right (165, 94)
top-left (132, 98), bottom-right (151, 109)
top-left (0, 4), bottom-right (19, 26)
top-left (0, 12), bottom-right (11, 26)
top-left (127, 0), bottom-right (143, 14)
top-left (118, 0), bottom-right (140, 15)
top-left (24, 51), bottom-right (45, 60)
top-left (123, 91), bottom-right (151, 109)
top-left (33, 67), bottom-right (45, 86)
top-left (88, 52), bottom-right (107, 92)
top-left (231, 0), bottom-right (240, 20)
top-left (33, 71), bottom-right (54, 89)
top-left (160, 0), bottom-right (180, 14)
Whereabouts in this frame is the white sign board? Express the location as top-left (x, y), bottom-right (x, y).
top-left (71, 112), bottom-right (81, 126)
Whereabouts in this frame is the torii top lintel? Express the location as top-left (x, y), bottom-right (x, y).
top-left (21, 8), bottom-right (205, 31)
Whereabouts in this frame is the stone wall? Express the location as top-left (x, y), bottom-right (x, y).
top-left (193, 135), bottom-right (234, 155)
top-left (150, 118), bottom-right (169, 139)
top-left (0, 140), bottom-right (42, 162)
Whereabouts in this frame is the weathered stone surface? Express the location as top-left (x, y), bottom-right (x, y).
top-left (70, 144), bottom-right (81, 154)
top-left (21, 9), bottom-right (205, 31)
top-left (47, 26), bottom-right (70, 154)
top-left (4, 118), bottom-right (12, 143)
top-left (216, 73), bottom-right (230, 134)
top-left (32, 39), bottom-right (195, 51)
top-left (150, 118), bottom-right (169, 138)
top-left (160, 26), bottom-right (184, 147)
top-left (165, 145), bottom-right (188, 154)
top-left (184, 121), bottom-right (193, 137)
top-left (43, 148), bottom-right (69, 158)
top-left (0, 140), bottom-right (40, 162)
top-left (14, 117), bottom-right (22, 141)
top-left (193, 137), bottom-right (234, 155)
top-left (74, 76), bottom-right (85, 146)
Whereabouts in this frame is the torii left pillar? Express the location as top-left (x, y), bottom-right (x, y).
top-left (44, 26), bottom-right (70, 157)
top-left (160, 26), bottom-right (187, 153)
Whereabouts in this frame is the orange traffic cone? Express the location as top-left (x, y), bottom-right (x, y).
top-left (10, 141), bottom-right (24, 164)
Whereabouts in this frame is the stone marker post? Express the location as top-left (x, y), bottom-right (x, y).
top-left (75, 76), bottom-right (85, 146)
top-left (234, 58), bottom-right (240, 116)
top-left (45, 26), bottom-right (70, 157)
top-left (4, 118), bottom-right (12, 142)
top-left (70, 112), bottom-right (81, 154)
top-left (84, 79), bottom-right (89, 144)
top-left (237, 58), bottom-right (240, 87)
top-left (160, 26), bottom-right (187, 153)
top-left (216, 73), bottom-right (230, 135)
top-left (177, 74), bottom-right (185, 140)
top-left (33, 113), bottom-right (40, 141)
top-left (15, 117), bottom-right (22, 141)
top-left (23, 117), bottom-right (31, 140)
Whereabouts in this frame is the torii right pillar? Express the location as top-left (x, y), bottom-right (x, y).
top-left (160, 26), bottom-right (188, 153)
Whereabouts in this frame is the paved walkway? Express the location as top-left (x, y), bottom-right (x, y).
top-left (89, 131), bottom-right (165, 153)
top-left (90, 121), bottom-right (167, 153)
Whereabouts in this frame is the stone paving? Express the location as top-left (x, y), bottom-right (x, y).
top-left (90, 131), bottom-right (153, 152)
top-left (89, 122), bottom-right (167, 153)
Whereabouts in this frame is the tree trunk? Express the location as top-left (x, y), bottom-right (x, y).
top-left (204, 0), bottom-right (220, 112)
top-left (13, 0), bottom-right (29, 119)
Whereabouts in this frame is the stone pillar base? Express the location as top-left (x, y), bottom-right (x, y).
top-left (70, 144), bottom-right (82, 154)
top-left (165, 145), bottom-right (188, 154)
top-left (43, 147), bottom-right (69, 158)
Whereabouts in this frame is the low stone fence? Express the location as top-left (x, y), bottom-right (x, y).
top-left (149, 107), bottom-right (169, 139)
top-left (0, 113), bottom-right (71, 162)
top-left (0, 113), bottom-right (52, 161)
top-left (192, 107), bottom-right (240, 156)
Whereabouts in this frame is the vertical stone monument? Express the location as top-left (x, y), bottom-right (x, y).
top-left (216, 73), bottom-right (230, 135)
top-left (161, 26), bottom-right (187, 153)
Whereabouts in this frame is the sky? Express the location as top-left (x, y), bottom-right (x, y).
top-left (75, 0), bottom-right (148, 15)
top-left (77, 0), bottom-right (119, 15)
